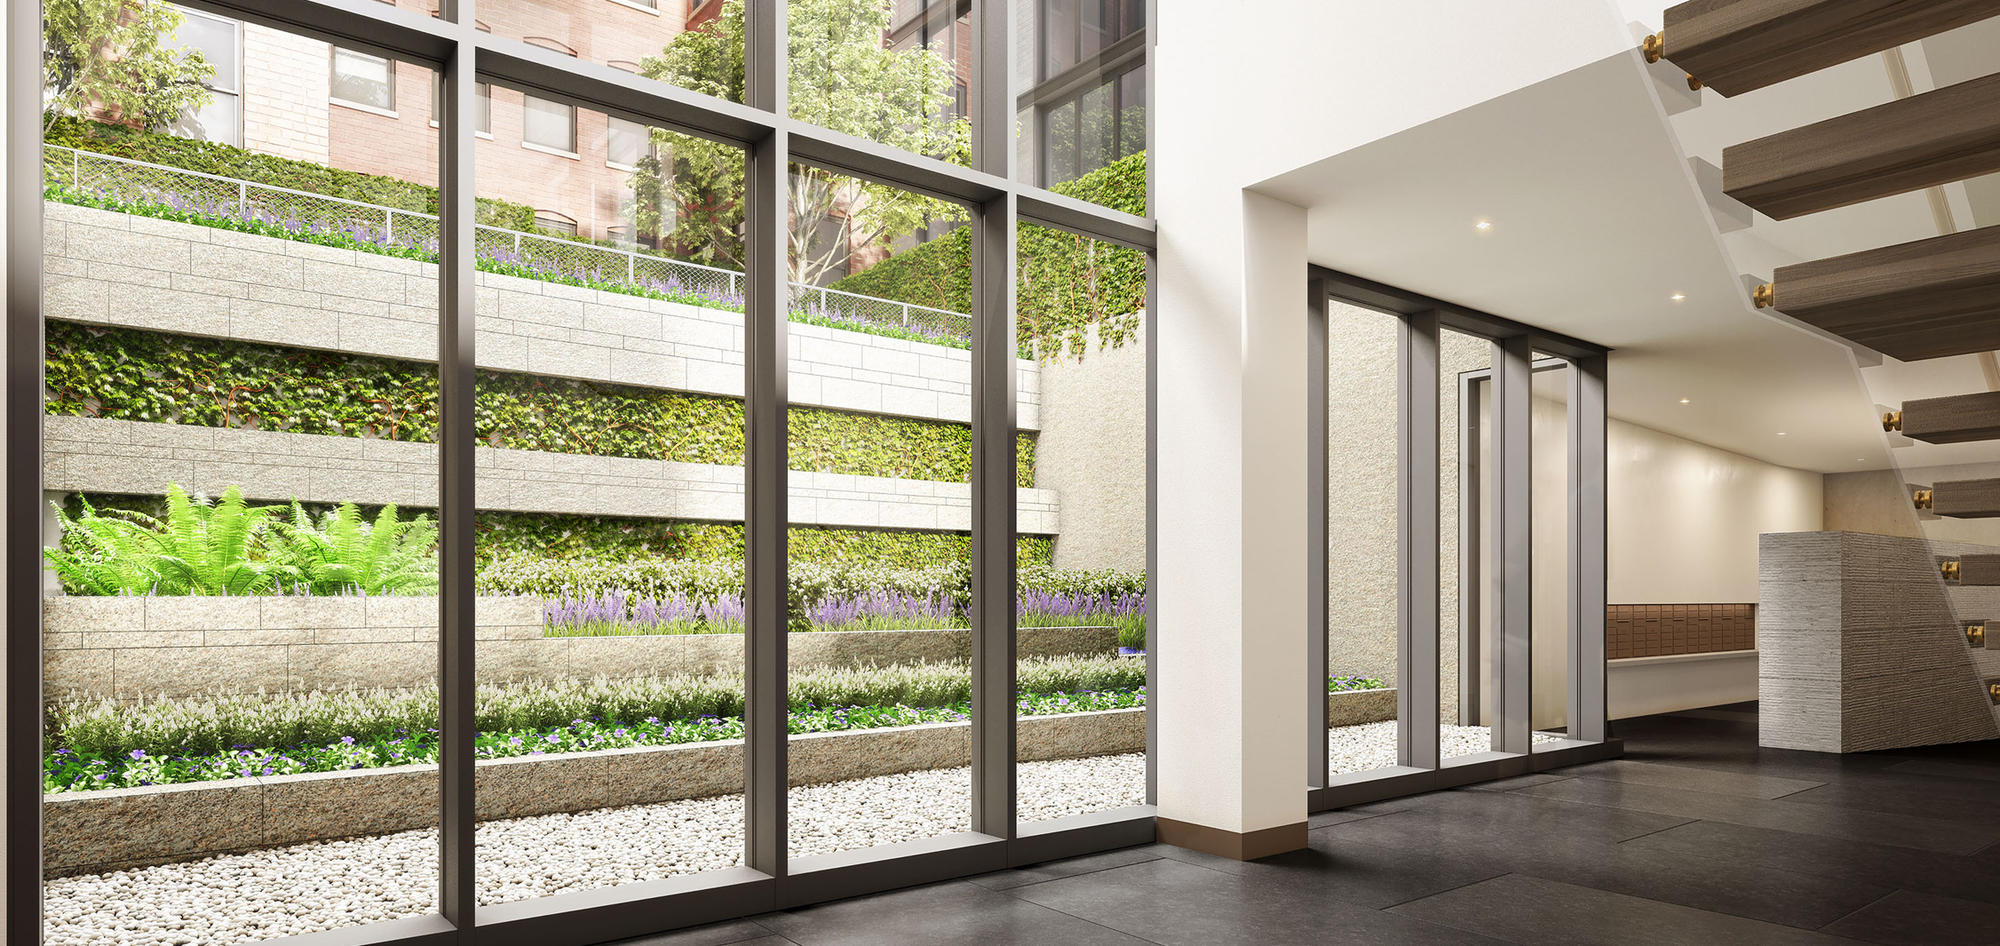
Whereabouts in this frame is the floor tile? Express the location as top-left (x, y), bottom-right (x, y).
top-left (1010, 855), bottom-right (1509, 945)
top-left (599, 920), bottom-right (787, 946)
top-left (1881, 758), bottom-right (2000, 783)
top-left (1308, 806), bottom-right (1399, 828)
top-left (1621, 819), bottom-right (2000, 907)
top-left (1514, 774), bottom-right (1998, 855)
top-left (1388, 872), bottom-right (1857, 945)
top-left (1550, 758), bottom-right (1823, 799)
top-left (1822, 889), bottom-right (2000, 945)
top-left (756, 880), bottom-right (1150, 946)
top-left (965, 845), bottom-right (1164, 890)
top-left (1452, 772), bottom-right (1573, 793)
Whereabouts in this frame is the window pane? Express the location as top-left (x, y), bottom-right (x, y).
top-left (608, 116), bottom-right (648, 169)
top-left (1325, 301), bottom-right (1401, 778)
top-left (1017, 0), bottom-right (1145, 208)
top-left (474, 86), bottom-right (749, 906)
top-left (174, 8), bottom-right (239, 86)
top-left (479, 0), bottom-right (740, 103)
top-left (1441, 329), bottom-right (1491, 761)
top-left (787, 167), bottom-right (977, 861)
top-left (332, 48), bottom-right (395, 111)
top-left (1016, 223), bottom-right (1149, 825)
top-left (523, 95), bottom-right (575, 152)
top-left (41, 19), bottom-right (440, 940)
top-left (789, 0), bottom-right (970, 166)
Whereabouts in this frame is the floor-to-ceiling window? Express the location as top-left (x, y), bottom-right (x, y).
top-left (1307, 270), bottom-right (1615, 809)
top-left (9, 0), bottom-right (1155, 942)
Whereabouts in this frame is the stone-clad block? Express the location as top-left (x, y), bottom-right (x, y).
top-left (43, 780), bottom-right (264, 875)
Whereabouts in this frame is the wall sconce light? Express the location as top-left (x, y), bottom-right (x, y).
top-left (1942, 560), bottom-right (1962, 581)
top-left (1968, 624), bottom-right (1986, 647)
top-left (1914, 488), bottom-right (1935, 510)
top-left (1989, 680), bottom-right (2000, 705)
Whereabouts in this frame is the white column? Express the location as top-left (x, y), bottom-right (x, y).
top-left (1155, 182), bottom-right (1310, 855)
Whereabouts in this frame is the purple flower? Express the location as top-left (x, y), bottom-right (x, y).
top-left (128, 749), bottom-right (147, 761)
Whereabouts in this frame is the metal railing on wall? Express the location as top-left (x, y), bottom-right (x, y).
top-left (43, 143), bottom-right (973, 344)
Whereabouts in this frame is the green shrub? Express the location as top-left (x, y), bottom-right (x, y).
top-left (830, 152), bottom-right (1147, 360)
top-left (44, 486), bottom-right (438, 596)
top-left (47, 654), bottom-right (1148, 758)
top-left (45, 115), bottom-right (537, 228)
top-left (46, 322), bottom-right (1037, 486)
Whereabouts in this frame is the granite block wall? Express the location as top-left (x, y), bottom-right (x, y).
top-left (41, 595), bottom-right (1118, 701)
top-left (1758, 531), bottom-right (2000, 753)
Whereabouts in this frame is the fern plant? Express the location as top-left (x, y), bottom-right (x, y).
top-left (264, 501), bottom-right (438, 596)
top-left (44, 485), bottom-right (275, 595)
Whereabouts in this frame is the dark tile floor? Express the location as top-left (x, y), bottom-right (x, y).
top-left (605, 704), bottom-right (2000, 945)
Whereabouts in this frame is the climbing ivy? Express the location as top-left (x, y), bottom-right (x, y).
top-left (46, 322), bottom-right (1036, 486)
top-left (829, 152), bottom-right (1147, 361)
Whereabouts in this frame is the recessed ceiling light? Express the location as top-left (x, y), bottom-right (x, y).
top-left (1473, 219), bottom-right (1494, 233)
top-left (1669, 292), bottom-right (1687, 302)
top-left (1777, 432), bottom-right (1787, 436)
top-left (1679, 398), bottom-right (1690, 404)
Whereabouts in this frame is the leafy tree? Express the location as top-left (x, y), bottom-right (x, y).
top-left (636, 0), bottom-right (967, 286)
top-left (42, 0), bottom-right (215, 135)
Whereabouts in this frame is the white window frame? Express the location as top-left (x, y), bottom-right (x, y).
top-left (330, 47), bottom-right (398, 116)
top-left (521, 94), bottom-right (579, 157)
top-left (169, 5), bottom-right (244, 146)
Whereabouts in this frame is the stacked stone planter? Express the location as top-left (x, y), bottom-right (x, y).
top-left (43, 707), bottom-right (1144, 877)
top-left (42, 595), bottom-right (1120, 701)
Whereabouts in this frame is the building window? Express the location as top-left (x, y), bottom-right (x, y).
top-left (534, 211), bottom-right (579, 235)
top-left (331, 48), bottom-right (396, 112)
top-left (165, 6), bottom-right (241, 145)
top-left (612, 0), bottom-right (660, 8)
top-left (607, 116), bottom-right (649, 169)
top-left (429, 77), bottom-right (492, 134)
top-left (523, 96), bottom-right (577, 153)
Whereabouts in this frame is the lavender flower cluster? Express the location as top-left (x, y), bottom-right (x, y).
top-left (1016, 588), bottom-right (1146, 626)
top-left (543, 590), bottom-right (747, 636)
top-left (804, 590), bottom-right (963, 631)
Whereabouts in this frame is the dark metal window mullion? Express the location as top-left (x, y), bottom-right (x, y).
top-left (6, 0), bottom-right (48, 940)
top-left (743, 0), bottom-right (790, 883)
top-left (1569, 355), bottom-right (1608, 742)
top-left (1490, 335), bottom-right (1534, 755)
top-left (436, 3), bottom-right (479, 929)
top-left (1396, 312), bottom-right (1441, 770)
top-left (970, 0), bottom-right (1017, 840)
top-left (1305, 281), bottom-right (1329, 789)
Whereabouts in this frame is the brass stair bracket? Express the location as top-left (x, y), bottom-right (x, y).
top-left (1642, 32), bottom-right (1664, 64)
top-left (1883, 410), bottom-right (1903, 432)
top-left (1969, 624), bottom-right (1987, 647)
top-left (1942, 560), bottom-right (1962, 581)
top-left (1752, 283), bottom-right (1776, 309)
top-left (1913, 488), bottom-right (1935, 510)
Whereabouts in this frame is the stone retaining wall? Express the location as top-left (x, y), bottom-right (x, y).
top-left (42, 595), bottom-right (1119, 700)
top-left (42, 416), bottom-right (1063, 534)
top-left (42, 202), bottom-right (1043, 428)
top-left (43, 707), bottom-right (1145, 877)
top-left (1327, 687), bottom-right (1397, 727)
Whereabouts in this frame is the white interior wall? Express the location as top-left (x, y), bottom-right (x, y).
top-left (1156, 0), bottom-right (1635, 838)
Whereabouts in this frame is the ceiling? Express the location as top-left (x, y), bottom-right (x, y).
top-left (1252, 16), bottom-right (2000, 475)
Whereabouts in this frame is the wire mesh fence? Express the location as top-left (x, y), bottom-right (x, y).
top-left (43, 144), bottom-right (973, 344)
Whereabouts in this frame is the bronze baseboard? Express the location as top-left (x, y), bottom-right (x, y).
top-left (1156, 817), bottom-right (1306, 860)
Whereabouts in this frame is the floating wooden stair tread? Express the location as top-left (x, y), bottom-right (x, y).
top-left (1660, 0), bottom-right (2000, 97)
top-left (1950, 555), bottom-right (2000, 586)
top-left (1896, 391), bottom-right (2000, 444)
top-left (1928, 479), bottom-right (2000, 519)
top-left (1724, 71), bottom-right (2000, 219)
top-left (1764, 224), bottom-right (2000, 362)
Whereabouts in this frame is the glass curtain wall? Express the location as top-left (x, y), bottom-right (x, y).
top-left (15, 0), bottom-right (1156, 941)
top-left (38, 19), bottom-right (441, 942)
top-left (1015, 223), bottom-right (1148, 824)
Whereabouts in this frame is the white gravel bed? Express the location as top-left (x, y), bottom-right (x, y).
top-left (1330, 721), bottom-right (1564, 774)
top-left (44, 753), bottom-right (1147, 946)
